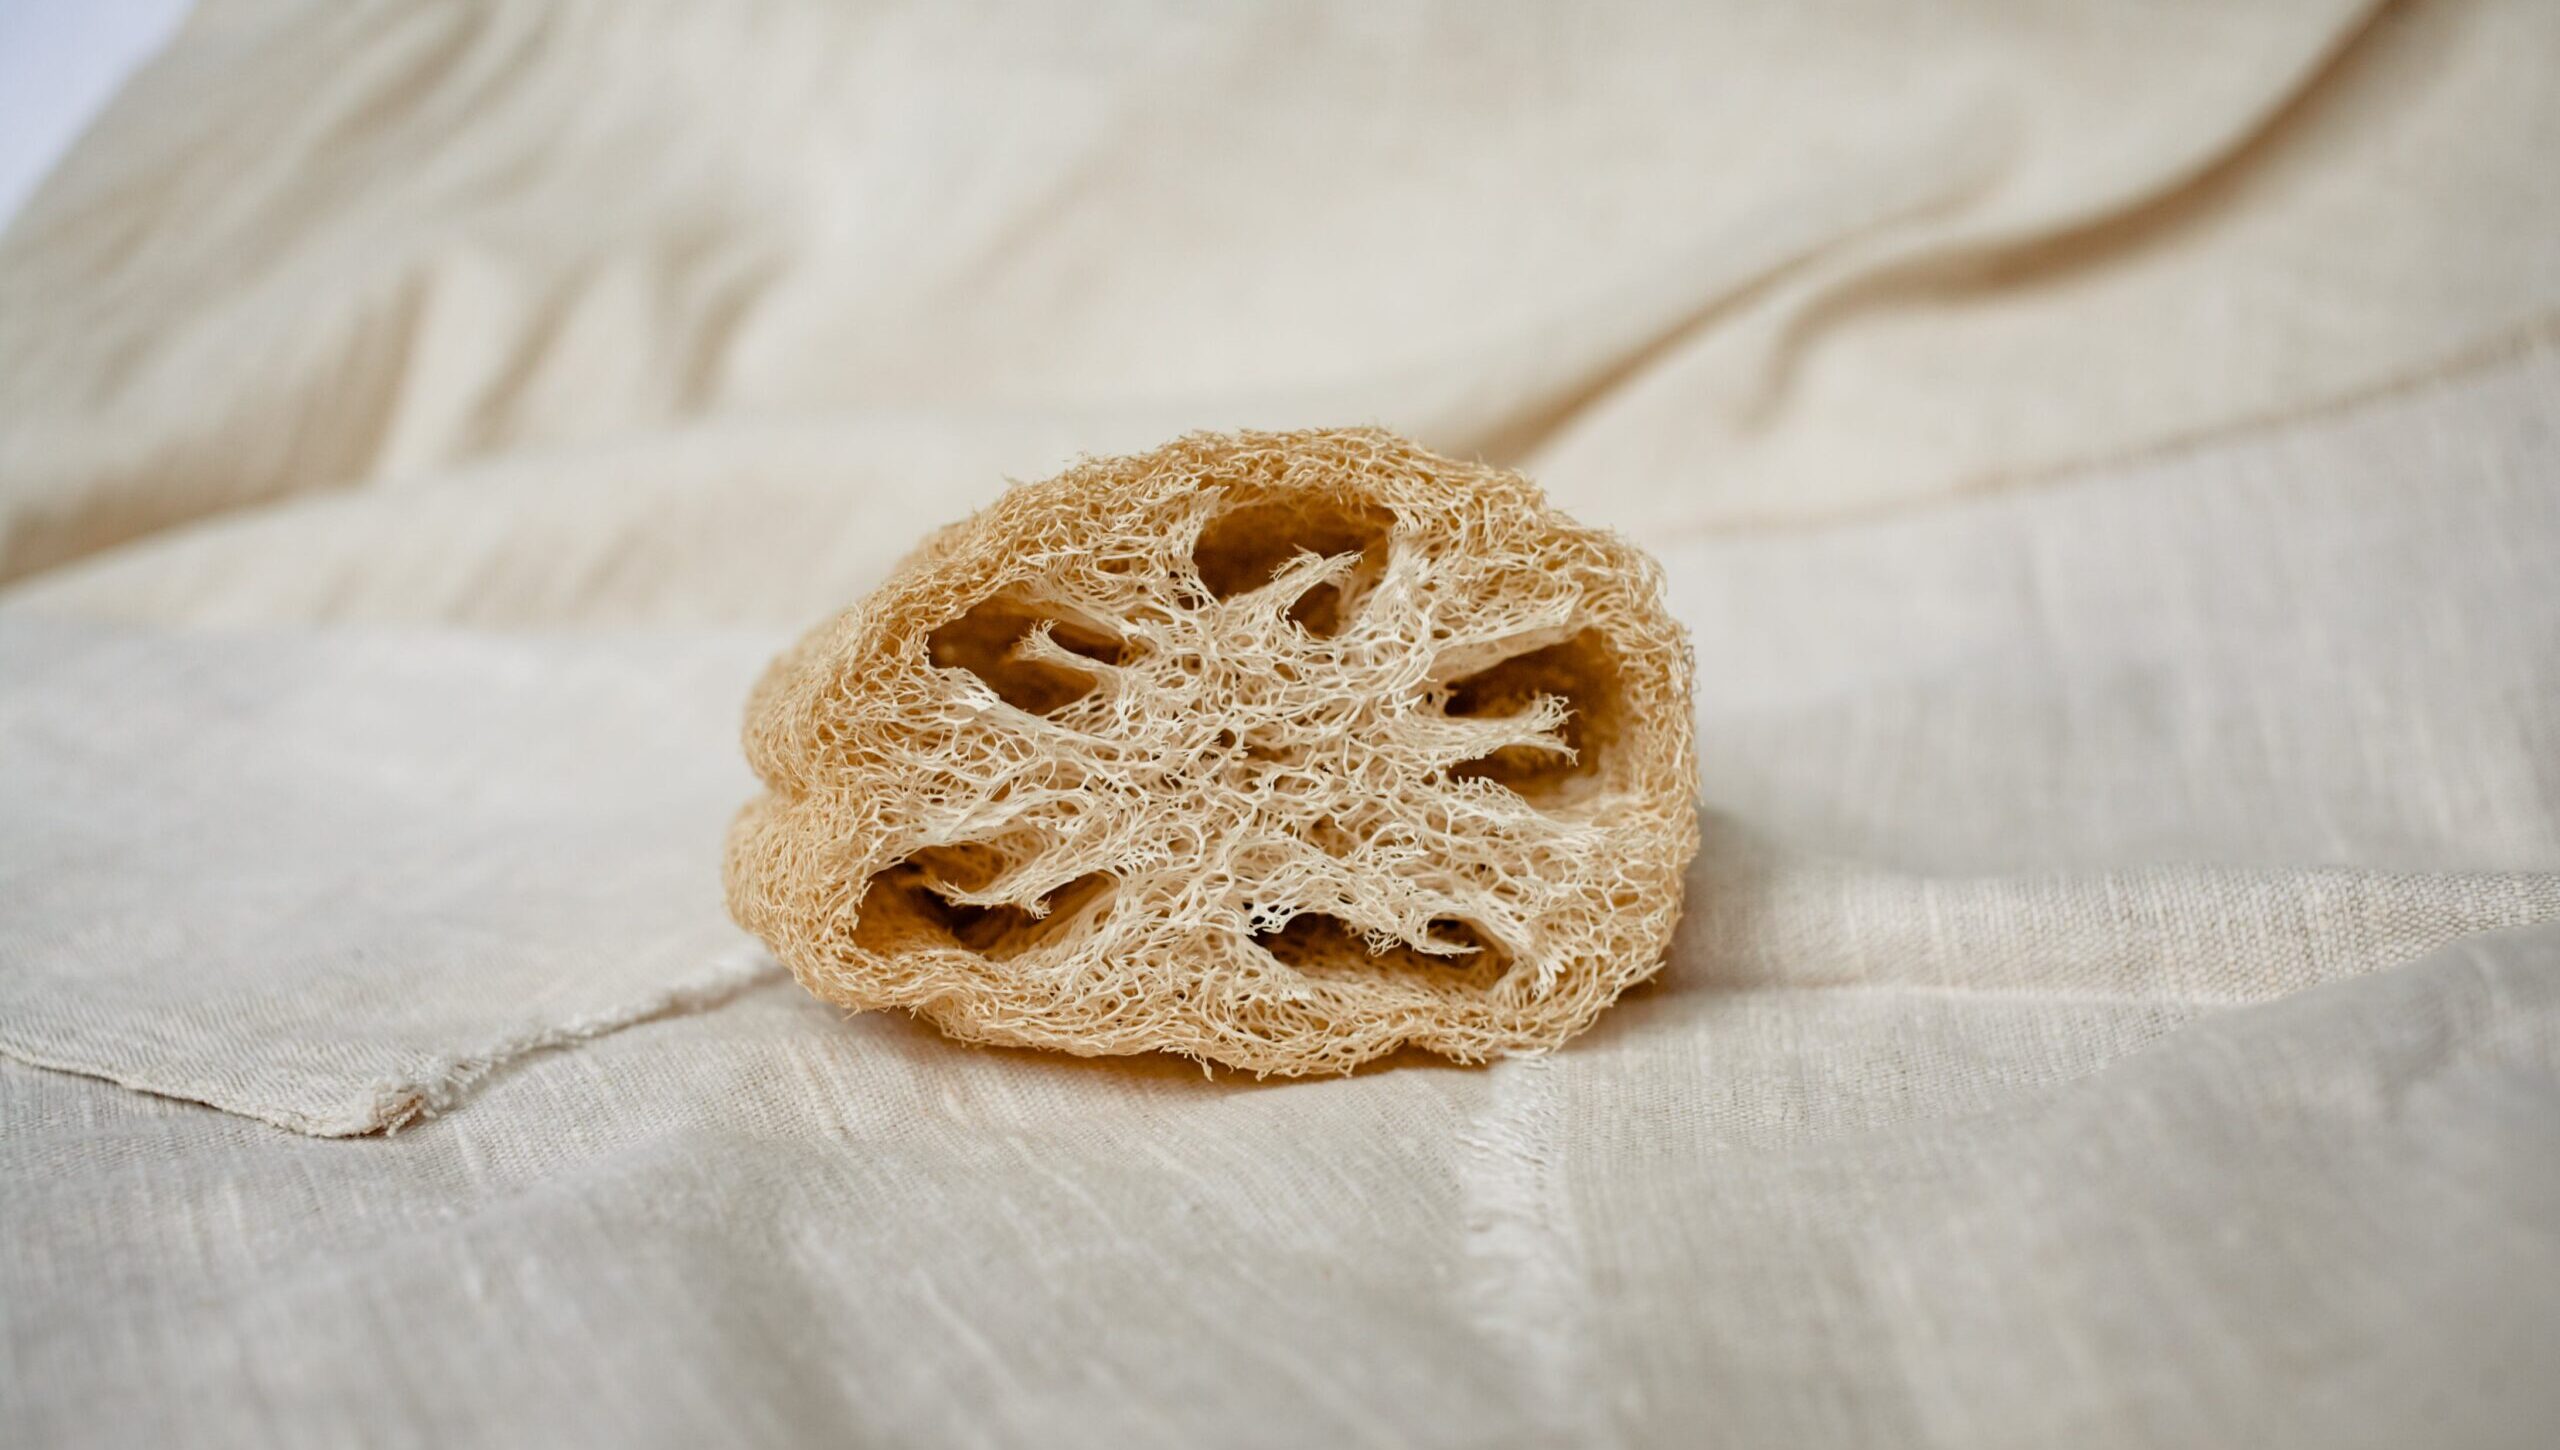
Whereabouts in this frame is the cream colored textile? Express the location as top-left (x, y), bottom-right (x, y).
top-left (10, 0), bottom-right (2558, 581)
top-left (0, 623), bottom-right (778, 1134)
top-left (9, 930), bottom-right (2559, 1448)
top-left (5, 0), bottom-right (2560, 1445)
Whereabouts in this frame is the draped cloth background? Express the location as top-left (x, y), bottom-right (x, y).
top-left (5, 1), bottom-right (2559, 1444)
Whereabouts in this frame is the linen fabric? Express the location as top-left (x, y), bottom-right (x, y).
top-left (5, 1), bottom-right (2558, 1445)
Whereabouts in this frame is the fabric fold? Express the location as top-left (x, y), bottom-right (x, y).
top-left (0, 622), bottom-right (784, 1135)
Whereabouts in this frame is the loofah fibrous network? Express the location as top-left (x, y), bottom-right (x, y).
top-left (726, 428), bottom-right (1699, 1074)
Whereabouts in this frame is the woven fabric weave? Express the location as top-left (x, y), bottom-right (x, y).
top-left (5, 1), bottom-right (2559, 1445)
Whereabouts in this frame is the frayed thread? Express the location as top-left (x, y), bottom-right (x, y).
top-left (368, 945), bottom-right (784, 1134)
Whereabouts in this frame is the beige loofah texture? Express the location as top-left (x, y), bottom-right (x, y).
top-left (725, 428), bottom-right (1699, 1074)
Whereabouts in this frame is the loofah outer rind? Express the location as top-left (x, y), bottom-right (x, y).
top-left (725, 428), bottom-right (1699, 1075)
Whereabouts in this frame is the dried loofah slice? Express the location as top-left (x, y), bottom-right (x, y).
top-left (725, 428), bottom-right (1699, 1074)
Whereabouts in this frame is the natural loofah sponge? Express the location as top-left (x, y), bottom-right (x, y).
top-left (725, 428), bottom-right (1699, 1074)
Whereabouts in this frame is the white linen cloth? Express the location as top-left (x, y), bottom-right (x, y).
top-left (4, 1), bottom-right (2558, 1445)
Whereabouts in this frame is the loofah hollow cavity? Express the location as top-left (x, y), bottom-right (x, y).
top-left (725, 428), bottom-right (1699, 1075)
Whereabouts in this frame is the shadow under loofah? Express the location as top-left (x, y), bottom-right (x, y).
top-left (725, 427), bottom-right (1699, 1075)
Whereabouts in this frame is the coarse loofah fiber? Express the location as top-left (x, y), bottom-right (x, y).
top-left (725, 427), bottom-right (1699, 1075)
